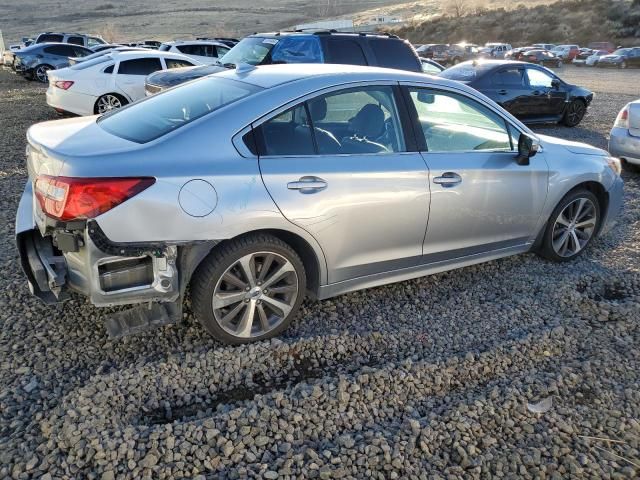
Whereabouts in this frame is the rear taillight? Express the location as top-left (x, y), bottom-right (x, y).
top-left (34, 176), bottom-right (155, 221)
top-left (54, 80), bottom-right (74, 90)
top-left (614, 106), bottom-right (629, 129)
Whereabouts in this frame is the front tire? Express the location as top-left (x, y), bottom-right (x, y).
top-left (191, 234), bottom-right (306, 344)
top-left (563, 99), bottom-right (586, 127)
top-left (538, 189), bottom-right (600, 262)
top-left (619, 61), bottom-right (627, 69)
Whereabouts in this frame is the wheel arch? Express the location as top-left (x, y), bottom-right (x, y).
top-left (93, 92), bottom-right (129, 114)
top-left (535, 180), bottom-right (609, 249)
top-left (183, 228), bottom-right (326, 298)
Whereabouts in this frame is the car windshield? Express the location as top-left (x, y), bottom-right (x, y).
top-left (612, 48), bottom-right (629, 55)
top-left (98, 77), bottom-right (262, 143)
top-left (70, 56), bottom-right (111, 70)
top-left (217, 37), bottom-right (277, 67)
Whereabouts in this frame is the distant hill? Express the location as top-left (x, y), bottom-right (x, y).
top-left (392, 0), bottom-right (640, 47)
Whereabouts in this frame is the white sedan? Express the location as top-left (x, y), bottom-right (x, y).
top-left (158, 40), bottom-right (231, 64)
top-left (46, 50), bottom-right (201, 116)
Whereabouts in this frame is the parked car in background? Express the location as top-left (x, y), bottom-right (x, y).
top-left (128, 40), bottom-right (162, 49)
top-left (482, 43), bottom-right (512, 59)
top-left (145, 31), bottom-right (422, 94)
top-left (34, 32), bottom-right (105, 49)
top-left (197, 37), bottom-right (240, 48)
top-left (597, 47), bottom-right (640, 69)
top-left (609, 99), bottom-right (640, 172)
top-left (587, 41), bottom-right (615, 53)
top-left (505, 46), bottom-right (536, 61)
top-left (551, 45), bottom-right (580, 63)
top-left (441, 60), bottom-right (593, 126)
top-left (46, 50), bottom-right (200, 115)
top-left (521, 49), bottom-right (562, 68)
top-left (68, 46), bottom-right (148, 66)
top-left (532, 43), bottom-right (556, 51)
top-left (16, 63), bottom-right (623, 343)
top-left (415, 43), bottom-right (448, 60)
top-left (14, 43), bottom-right (93, 82)
top-left (571, 48), bottom-right (593, 66)
top-left (420, 58), bottom-right (444, 74)
top-left (582, 49), bottom-right (610, 67)
top-left (158, 40), bottom-right (231, 64)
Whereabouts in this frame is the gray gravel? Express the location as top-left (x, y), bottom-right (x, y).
top-left (1, 66), bottom-right (639, 479)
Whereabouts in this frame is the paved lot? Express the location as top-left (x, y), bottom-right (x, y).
top-left (0, 65), bottom-right (639, 479)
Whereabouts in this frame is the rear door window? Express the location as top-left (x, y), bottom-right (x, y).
top-left (43, 45), bottom-right (74, 56)
top-left (67, 36), bottom-right (84, 46)
top-left (117, 57), bottom-right (163, 75)
top-left (256, 105), bottom-right (315, 156)
top-left (368, 39), bottom-right (419, 71)
top-left (325, 38), bottom-right (367, 65)
top-left (491, 67), bottom-right (525, 87)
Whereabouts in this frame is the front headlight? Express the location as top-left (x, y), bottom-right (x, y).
top-left (607, 156), bottom-right (622, 176)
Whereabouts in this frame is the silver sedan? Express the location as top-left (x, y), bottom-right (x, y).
top-left (609, 99), bottom-right (640, 172)
top-left (16, 64), bottom-right (624, 344)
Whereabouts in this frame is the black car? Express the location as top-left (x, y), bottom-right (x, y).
top-left (440, 60), bottom-right (593, 127)
top-left (597, 47), bottom-right (640, 69)
top-left (146, 30), bottom-right (422, 94)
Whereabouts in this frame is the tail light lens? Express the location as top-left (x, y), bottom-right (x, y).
top-left (54, 80), bottom-right (74, 90)
top-left (614, 106), bottom-right (629, 129)
top-left (34, 176), bottom-right (155, 221)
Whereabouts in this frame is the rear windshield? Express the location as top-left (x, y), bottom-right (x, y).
top-left (98, 76), bottom-right (262, 143)
top-left (439, 62), bottom-right (484, 81)
top-left (70, 55), bottom-right (111, 70)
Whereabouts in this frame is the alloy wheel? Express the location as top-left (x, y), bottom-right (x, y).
top-left (551, 197), bottom-right (597, 257)
top-left (35, 65), bottom-right (51, 83)
top-left (620, 61), bottom-right (627, 69)
top-left (566, 101), bottom-right (586, 126)
top-left (97, 94), bottom-right (123, 114)
top-left (212, 251), bottom-right (299, 339)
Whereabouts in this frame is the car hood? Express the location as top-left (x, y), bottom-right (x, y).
top-left (538, 134), bottom-right (607, 157)
top-left (146, 64), bottom-right (226, 87)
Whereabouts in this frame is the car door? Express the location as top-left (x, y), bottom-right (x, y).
top-left (114, 57), bottom-right (163, 101)
top-left (631, 48), bottom-right (640, 67)
top-left (402, 85), bottom-right (548, 257)
top-left (482, 66), bottom-right (529, 118)
top-left (524, 67), bottom-right (566, 118)
top-left (256, 84), bottom-right (430, 284)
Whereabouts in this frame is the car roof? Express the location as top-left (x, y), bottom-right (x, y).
top-left (214, 63), bottom-right (460, 90)
top-left (107, 50), bottom-right (190, 59)
top-left (164, 39), bottom-right (228, 46)
top-left (247, 31), bottom-right (403, 40)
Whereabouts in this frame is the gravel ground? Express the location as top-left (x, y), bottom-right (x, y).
top-left (0, 65), bottom-right (639, 479)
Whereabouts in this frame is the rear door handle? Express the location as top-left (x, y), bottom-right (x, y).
top-left (498, 89), bottom-right (508, 95)
top-left (287, 176), bottom-right (327, 193)
top-left (433, 172), bottom-right (462, 188)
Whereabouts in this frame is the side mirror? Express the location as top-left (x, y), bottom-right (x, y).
top-left (515, 133), bottom-right (539, 166)
top-left (417, 91), bottom-right (435, 104)
top-left (551, 78), bottom-right (560, 89)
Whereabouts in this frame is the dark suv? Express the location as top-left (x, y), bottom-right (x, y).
top-left (145, 31), bottom-right (421, 94)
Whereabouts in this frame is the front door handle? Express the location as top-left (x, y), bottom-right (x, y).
top-left (498, 89), bottom-right (508, 95)
top-left (433, 172), bottom-right (462, 188)
top-left (287, 176), bottom-right (327, 194)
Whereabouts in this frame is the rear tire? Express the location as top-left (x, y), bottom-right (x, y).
top-left (562, 99), bottom-right (586, 127)
top-left (537, 189), bottom-right (600, 262)
top-left (191, 234), bottom-right (306, 344)
top-left (34, 64), bottom-right (52, 83)
top-left (94, 93), bottom-right (128, 114)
